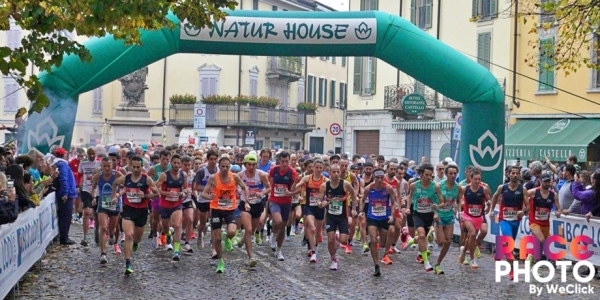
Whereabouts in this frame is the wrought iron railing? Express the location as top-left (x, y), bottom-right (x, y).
top-left (267, 56), bottom-right (303, 80)
top-left (384, 83), bottom-right (437, 110)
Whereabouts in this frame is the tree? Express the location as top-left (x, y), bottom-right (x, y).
top-left (517, 0), bottom-right (600, 75)
top-left (0, 0), bottom-right (237, 113)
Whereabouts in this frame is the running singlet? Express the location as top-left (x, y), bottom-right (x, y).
top-left (182, 170), bottom-right (195, 204)
top-left (241, 171), bottom-right (265, 205)
top-left (79, 160), bottom-right (100, 193)
top-left (499, 184), bottom-right (525, 221)
top-left (160, 171), bottom-right (184, 208)
top-left (367, 186), bottom-right (391, 220)
top-left (438, 179), bottom-right (458, 218)
top-left (362, 175), bottom-right (375, 203)
top-left (529, 188), bottom-right (555, 227)
top-left (269, 166), bottom-right (297, 205)
top-left (98, 171), bottom-right (119, 211)
top-left (342, 172), bottom-right (354, 205)
top-left (123, 174), bottom-right (150, 209)
top-left (463, 186), bottom-right (485, 217)
top-left (210, 172), bottom-right (237, 210)
top-left (305, 175), bottom-right (326, 207)
top-left (412, 181), bottom-right (437, 214)
top-left (153, 164), bottom-right (171, 181)
top-left (195, 166), bottom-right (219, 203)
top-left (258, 160), bottom-right (272, 173)
top-left (326, 181), bottom-right (347, 216)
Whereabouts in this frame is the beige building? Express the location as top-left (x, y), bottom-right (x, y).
top-left (345, 0), bottom-right (509, 163)
top-left (1, 0), bottom-right (347, 152)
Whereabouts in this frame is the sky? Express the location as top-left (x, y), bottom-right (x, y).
top-left (318, 0), bottom-right (349, 11)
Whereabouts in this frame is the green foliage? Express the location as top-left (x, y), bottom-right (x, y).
top-left (0, 0), bottom-right (237, 114)
top-left (297, 102), bottom-right (318, 112)
top-left (169, 93), bottom-right (197, 104)
top-left (201, 95), bottom-right (279, 107)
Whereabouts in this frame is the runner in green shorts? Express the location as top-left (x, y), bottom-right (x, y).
top-left (434, 164), bottom-right (463, 274)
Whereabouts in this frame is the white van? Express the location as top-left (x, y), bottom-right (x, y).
top-left (178, 127), bottom-right (224, 147)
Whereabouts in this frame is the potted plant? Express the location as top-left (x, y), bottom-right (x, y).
top-left (297, 102), bottom-right (318, 112)
top-left (201, 95), bottom-right (236, 105)
top-left (169, 94), bottom-right (197, 105)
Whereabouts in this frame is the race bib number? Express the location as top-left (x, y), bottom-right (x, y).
top-left (126, 188), bottom-right (142, 204)
top-left (416, 198), bottom-right (433, 213)
top-left (468, 204), bottom-right (483, 217)
top-left (274, 184), bottom-right (287, 197)
top-left (292, 195), bottom-right (300, 204)
top-left (502, 207), bottom-right (518, 221)
top-left (166, 188), bottom-right (180, 202)
top-left (248, 188), bottom-right (262, 204)
top-left (218, 197), bottom-right (233, 209)
top-left (371, 201), bottom-right (386, 217)
top-left (439, 199), bottom-right (454, 212)
top-left (535, 207), bottom-right (550, 221)
top-left (329, 197), bottom-right (343, 215)
top-left (309, 191), bottom-right (320, 206)
top-left (102, 196), bottom-right (116, 211)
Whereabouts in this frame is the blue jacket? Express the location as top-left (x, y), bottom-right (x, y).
top-left (55, 159), bottom-right (77, 199)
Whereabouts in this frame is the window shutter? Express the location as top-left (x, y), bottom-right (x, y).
top-left (332, 57), bottom-right (336, 64)
top-left (340, 83), bottom-right (347, 109)
top-left (341, 57), bottom-right (346, 67)
top-left (369, 58), bottom-right (377, 94)
top-left (307, 76), bottom-right (314, 103)
top-left (280, 84), bottom-right (288, 107)
top-left (477, 33), bottom-right (485, 68)
top-left (330, 80), bottom-right (336, 107)
top-left (209, 77), bottom-right (218, 95)
top-left (298, 83), bottom-right (305, 103)
top-left (353, 57), bottom-right (362, 94)
top-left (483, 33), bottom-right (491, 70)
top-left (490, 0), bottom-right (498, 18)
top-left (425, 0), bottom-right (433, 29)
top-left (472, 0), bottom-right (479, 17)
top-left (4, 82), bottom-right (18, 112)
top-left (360, 0), bottom-right (365, 10)
top-left (201, 77), bottom-right (210, 97)
top-left (7, 27), bottom-right (21, 50)
top-left (318, 79), bottom-right (323, 106)
top-left (411, 0), bottom-right (417, 25)
top-left (253, 0), bottom-right (259, 10)
top-left (93, 88), bottom-right (103, 114)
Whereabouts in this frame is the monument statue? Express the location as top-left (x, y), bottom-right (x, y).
top-left (119, 67), bottom-right (149, 106)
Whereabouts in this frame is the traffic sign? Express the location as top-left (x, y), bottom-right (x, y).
top-left (200, 136), bottom-right (208, 142)
top-left (330, 123), bottom-right (342, 136)
top-left (194, 117), bottom-right (206, 129)
top-left (456, 112), bottom-right (462, 129)
top-left (453, 127), bottom-right (461, 141)
top-left (194, 104), bottom-right (206, 117)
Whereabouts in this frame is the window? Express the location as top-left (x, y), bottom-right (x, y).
top-left (410, 0), bottom-right (433, 30)
top-left (249, 66), bottom-right (259, 97)
top-left (272, 5), bottom-right (277, 11)
top-left (330, 80), bottom-right (336, 108)
top-left (268, 82), bottom-right (278, 99)
top-left (92, 87), bottom-right (103, 116)
top-left (539, 0), bottom-right (556, 24)
top-left (307, 75), bottom-right (316, 104)
top-left (538, 38), bottom-right (555, 92)
top-left (472, 0), bottom-right (498, 20)
top-left (298, 78), bottom-right (305, 103)
top-left (592, 34), bottom-right (600, 89)
top-left (341, 57), bottom-right (346, 67)
top-left (198, 64), bottom-right (221, 98)
top-left (280, 84), bottom-right (289, 108)
top-left (331, 57), bottom-right (336, 64)
top-left (319, 78), bottom-right (327, 107)
top-left (477, 32), bottom-right (492, 70)
top-left (320, 56), bottom-right (327, 61)
top-left (253, 0), bottom-right (259, 10)
top-left (360, 0), bottom-right (378, 10)
top-left (6, 21), bottom-right (21, 50)
top-left (339, 82), bottom-right (347, 109)
top-left (3, 78), bottom-right (19, 113)
top-left (353, 57), bottom-right (377, 96)
top-left (309, 137), bottom-right (324, 154)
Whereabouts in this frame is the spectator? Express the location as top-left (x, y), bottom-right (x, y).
top-left (529, 160), bottom-right (544, 187)
top-left (521, 168), bottom-right (534, 190)
top-left (0, 186), bottom-right (18, 225)
top-left (5, 164), bottom-right (35, 210)
top-left (52, 147), bottom-right (78, 245)
top-left (27, 148), bottom-right (45, 184)
top-left (23, 173), bottom-right (40, 206)
top-left (570, 172), bottom-right (600, 216)
top-left (560, 165), bottom-right (578, 215)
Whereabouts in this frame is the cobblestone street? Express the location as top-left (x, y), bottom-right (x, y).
top-left (9, 224), bottom-right (600, 300)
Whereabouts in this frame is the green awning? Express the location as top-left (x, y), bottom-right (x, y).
top-left (505, 118), bottom-right (600, 161)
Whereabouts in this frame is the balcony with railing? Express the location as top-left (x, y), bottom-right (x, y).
top-left (384, 83), bottom-right (437, 112)
top-left (266, 56), bottom-right (303, 82)
top-left (169, 104), bottom-right (316, 131)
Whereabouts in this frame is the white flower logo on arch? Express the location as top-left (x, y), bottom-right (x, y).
top-left (469, 130), bottom-right (503, 171)
top-left (27, 117), bottom-right (65, 150)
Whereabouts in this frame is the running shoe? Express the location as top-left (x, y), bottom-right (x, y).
top-left (277, 250), bottom-right (285, 261)
top-left (94, 227), bottom-right (99, 245)
top-left (458, 246), bottom-right (466, 264)
top-left (114, 244), bottom-right (122, 255)
top-left (401, 238), bottom-right (414, 251)
top-left (434, 264), bottom-right (445, 275)
top-left (290, 229), bottom-right (296, 237)
top-left (109, 236), bottom-right (115, 245)
top-left (362, 243), bottom-right (370, 254)
top-left (211, 249), bottom-right (218, 259)
top-left (249, 258), bottom-right (257, 268)
top-left (190, 233), bottom-right (196, 240)
top-left (184, 243), bottom-right (193, 253)
top-left (152, 236), bottom-right (159, 250)
top-left (80, 238), bottom-right (88, 247)
top-left (124, 264), bottom-right (133, 275)
top-left (427, 227), bottom-right (434, 243)
top-left (308, 250), bottom-right (314, 257)
top-left (381, 254), bottom-right (393, 265)
top-left (469, 259), bottom-right (479, 270)
top-left (89, 219), bottom-right (95, 229)
top-left (310, 252), bottom-right (318, 263)
top-left (354, 228), bottom-right (361, 241)
top-left (255, 233), bottom-right (262, 245)
top-left (345, 244), bottom-right (353, 254)
top-left (166, 228), bottom-right (173, 245)
top-left (509, 271), bottom-right (514, 281)
top-left (373, 264), bottom-right (381, 277)
top-left (100, 254), bottom-right (108, 264)
top-left (416, 254), bottom-right (424, 264)
top-left (133, 242), bottom-right (139, 252)
top-left (285, 235), bottom-right (290, 241)
top-left (319, 235), bottom-right (323, 243)
top-left (475, 246), bottom-right (481, 259)
top-left (147, 232), bottom-right (153, 239)
top-left (393, 246), bottom-right (401, 254)
top-left (119, 232), bottom-right (125, 244)
top-left (165, 244), bottom-right (174, 251)
top-left (224, 238), bottom-right (233, 252)
top-left (387, 247), bottom-right (395, 255)
top-left (301, 238), bottom-right (308, 247)
top-left (269, 236), bottom-right (277, 251)
top-left (330, 260), bottom-right (338, 271)
top-left (424, 261), bottom-right (433, 272)
top-left (172, 251), bottom-right (180, 261)
top-left (216, 259), bottom-right (225, 273)
top-left (463, 258), bottom-right (469, 265)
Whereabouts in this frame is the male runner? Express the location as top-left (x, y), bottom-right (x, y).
top-left (180, 156), bottom-right (196, 253)
top-left (318, 164), bottom-right (358, 270)
top-left (268, 151), bottom-right (298, 261)
top-left (193, 149), bottom-right (219, 250)
top-left (111, 156), bottom-right (159, 274)
top-left (527, 172), bottom-right (561, 264)
top-left (201, 156), bottom-right (249, 273)
top-left (404, 162), bottom-right (443, 272)
top-left (78, 148), bottom-right (100, 247)
top-left (458, 167), bottom-right (490, 269)
top-left (359, 161), bottom-right (375, 254)
top-left (489, 165), bottom-right (529, 278)
top-left (350, 164), bottom-right (365, 248)
top-left (338, 159), bottom-right (358, 254)
top-left (92, 157), bottom-right (123, 264)
top-left (155, 154), bottom-right (189, 261)
top-left (434, 164), bottom-right (463, 274)
top-left (146, 150), bottom-right (171, 248)
top-left (293, 159), bottom-right (326, 263)
top-left (359, 168), bottom-right (399, 276)
top-left (238, 154), bottom-right (270, 267)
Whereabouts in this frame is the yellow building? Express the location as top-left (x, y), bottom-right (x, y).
top-left (0, 0), bottom-right (346, 152)
top-left (507, 3), bottom-right (600, 166)
top-left (345, 0), bottom-right (510, 163)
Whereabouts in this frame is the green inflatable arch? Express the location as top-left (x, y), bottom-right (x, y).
top-left (22, 10), bottom-right (505, 184)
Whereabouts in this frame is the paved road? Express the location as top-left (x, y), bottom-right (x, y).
top-left (10, 224), bottom-right (600, 300)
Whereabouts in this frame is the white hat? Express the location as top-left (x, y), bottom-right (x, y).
top-left (219, 146), bottom-right (226, 151)
top-left (225, 146), bottom-right (232, 150)
top-left (444, 157), bottom-right (453, 163)
top-left (249, 150), bottom-right (257, 156)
